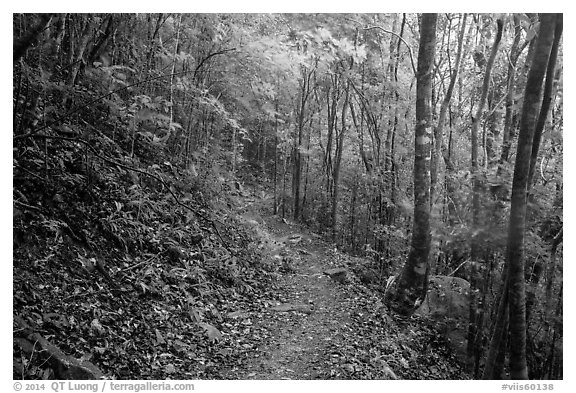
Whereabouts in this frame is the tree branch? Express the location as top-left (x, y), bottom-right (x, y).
top-left (14, 199), bottom-right (43, 213)
top-left (14, 69), bottom-right (199, 141)
top-left (29, 133), bottom-right (226, 245)
top-left (193, 48), bottom-right (236, 82)
top-left (363, 25), bottom-right (417, 76)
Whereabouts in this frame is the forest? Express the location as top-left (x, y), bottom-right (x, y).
top-left (13, 13), bottom-right (562, 381)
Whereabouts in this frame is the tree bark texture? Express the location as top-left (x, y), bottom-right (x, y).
top-left (506, 13), bottom-right (557, 380)
top-left (331, 82), bottom-right (350, 241)
top-left (386, 13), bottom-right (437, 315)
top-left (499, 16), bottom-right (523, 167)
top-left (293, 66), bottom-right (314, 220)
top-left (470, 17), bottom-right (503, 230)
top-left (482, 265), bottom-right (509, 379)
top-left (527, 14), bottom-right (562, 191)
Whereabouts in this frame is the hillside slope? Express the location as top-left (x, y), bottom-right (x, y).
top-left (14, 171), bottom-right (467, 379)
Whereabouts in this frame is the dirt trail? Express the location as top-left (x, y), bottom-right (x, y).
top-left (216, 189), bottom-right (469, 380)
top-left (222, 193), bottom-right (361, 379)
top-left (211, 183), bottom-right (474, 381)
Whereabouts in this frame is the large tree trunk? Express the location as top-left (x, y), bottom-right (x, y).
top-left (385, 13), bottom-right (437, 316)
top-left (506, 13), bottom-right (557, 380)
top-left (483, 15), bottom-right (530, 379)
top-left (527, 14), bottom-right (563, 191)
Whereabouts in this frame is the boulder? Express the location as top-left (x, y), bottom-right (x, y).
top-left (415, 275), bottom-right (470, 362)
top-left (416, 275), bottom-right (470, 319)
top-left (351, 264), bottom-right (381, 285)
top-left (324, 268), bottom-right (348, 283)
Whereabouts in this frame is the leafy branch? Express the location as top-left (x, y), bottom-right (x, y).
top-left (363, 25), bottom-right (417, 76)
top-left (14, 69), bottom-right (203, 141)
top-left (193, 48), bottom-right (237, 82)
top-left (29, 133), bottom-right (229, 247)
top-left (346, 17), bottom-right (417, 76)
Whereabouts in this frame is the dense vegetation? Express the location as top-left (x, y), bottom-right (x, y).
top-left (13, 13), bottom-right (562, 380)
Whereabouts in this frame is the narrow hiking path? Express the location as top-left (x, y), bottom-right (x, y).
top-left (217, 188), bottom-right (468, 380)
top-left (229, 203), bottom-right (353, 379)
top-left (220, 190), bottom-right (396, 379)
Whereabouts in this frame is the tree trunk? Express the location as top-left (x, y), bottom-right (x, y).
top-left (545, 283), bottom-right (562, 379)
top-left (54, 14), bottom-right (68, 64)
top-left (87, 14), bottom-right (114, 64)
top-left (67, 16), bottom-right (95, 88)
top-left (431, 13), bottom-right (467, 208)
top-left (527, 14), bottom-right (562, 191)
top-left (546, 227), bottom-right (562, 312)
top-left (506, 13), bottom-right (557, 380)
top-left (168, 14), bottom-right (182, 143)
top-left (383, 13), bottom-right (405, 226)
top-left (482, 264), bottom-right (509, 379)
top-left (141, 14), bottom-right (164, 92)
top-left (281, 154), bottom-right (287, 219)
top-left (499, 15), bottom-right (523, 167)
top-left (273, 103), bottom-right (279, 215)
top-left (293, 66), bottom-right (314, 220)
top-left (385, 13), bottom-right (437, 315)
top-left (331, 82), bottom-right (350, 242)
top-left (349, 178), bottom-right (358, 250)
top-left (442, 123), bottom-right (459, 226)
top-left (301, 113), bottom-right (315, 218)
top-left (64, 16), bottom-right (96, 109)
top-left (467, 17), bottom-right (503, 371)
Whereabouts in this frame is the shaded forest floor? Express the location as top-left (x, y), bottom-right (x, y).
top-left (13, 175), bottom-right (468, 380)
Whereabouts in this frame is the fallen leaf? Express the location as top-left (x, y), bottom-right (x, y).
top-left (165, 364), bottom-right (176, 374)
top-left (90, 319), bottom-right (105, 335)
top-left (199, 322), bottom-right (223, 343)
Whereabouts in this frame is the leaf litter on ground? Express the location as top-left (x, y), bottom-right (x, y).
top-left (14, 181), bottom-right (468, 379)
